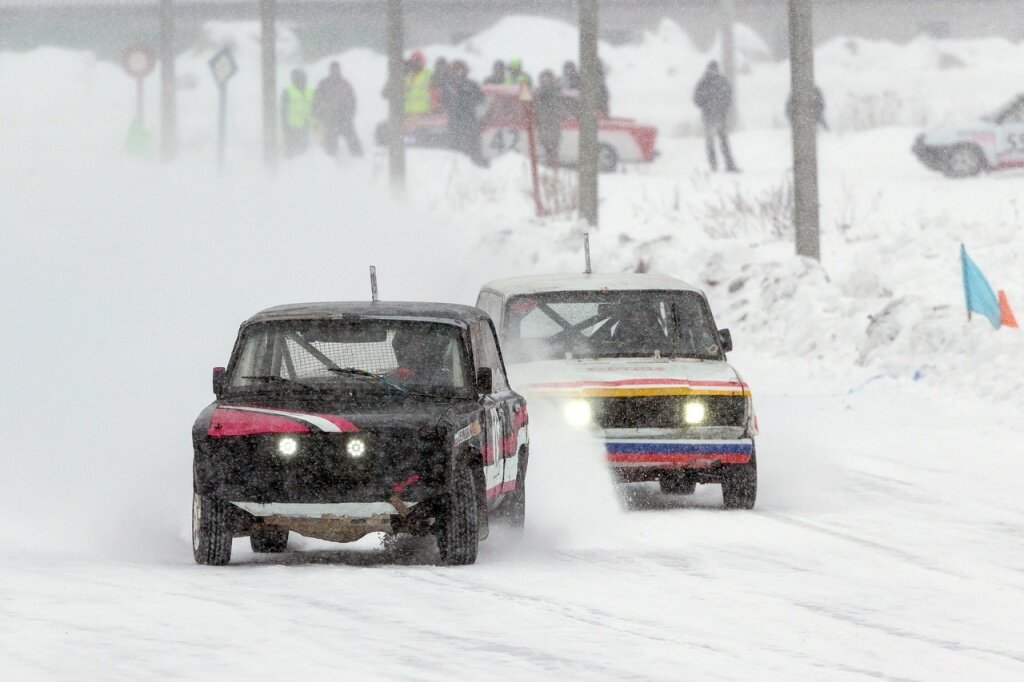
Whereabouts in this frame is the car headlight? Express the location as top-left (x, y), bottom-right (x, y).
top-left (277, 436), bottom-right (299, 458)
top-left (346, 436), bottom-right (367, 458)
top-left (563, 399), bottom-right (593, 428)
top-left (683, 401), bottom-right (706, 425)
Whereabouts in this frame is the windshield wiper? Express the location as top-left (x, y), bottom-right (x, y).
top-left (326, 367), bottom-right (410, 393)
top-left (239, 375), bottom-right (317, 390)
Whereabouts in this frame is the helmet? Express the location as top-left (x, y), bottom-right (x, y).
top-left (509, 58), bottom-right (522, 70)
top-left (410, 50), bottom-right (426, 64)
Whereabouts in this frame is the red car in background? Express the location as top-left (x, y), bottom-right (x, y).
top-left (377, 85), bottom-right (658, 172)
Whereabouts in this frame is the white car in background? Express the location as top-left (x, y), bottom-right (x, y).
top-left (913, 94), bottom-right (1024, 177)
top-left (477, 273), bottom-right (758, 509)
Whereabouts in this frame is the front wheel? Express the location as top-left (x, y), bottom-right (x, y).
top-left (193, 492), bottom-right (233, 565)
top-left (943, 144), bottom-right (985, 178)
top-left (721, 454), bottom-right (758, 510)
top-left (250, 530), bottom-right (289, 553)
top-left (436, 463), bottom-right (480, 565)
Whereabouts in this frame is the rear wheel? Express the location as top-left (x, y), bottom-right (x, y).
top-left (192, 491), bottom-right (232, 565)
top-left (722, 454), bottom-right (758, 510)
top-left (659, 474), bottom-right (696, 496)
top-left (501, 459), bottom-right (527, 531)
top-left (598, 143), bottom-right (619, 173)
top-left (943, 144), bottom-right (985, 178)
top-left (250, 530), bottom-right (289, 553)
top-left (436, 463), bottom-right (480, 565)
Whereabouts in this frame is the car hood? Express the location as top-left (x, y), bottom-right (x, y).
top-left (508, 357), bottom-right (747, 398)
top-left (921, 119), bottom-right (997, 146)
top-left (204, 396), bottom-right (454, 437)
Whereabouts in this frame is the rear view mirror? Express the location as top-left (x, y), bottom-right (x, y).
top-left (718, 329), bottom-right (733, 353)
top-left (476, 367), bottom-right (493, 395)
top-left (212, 367), bottom-right (226, 397)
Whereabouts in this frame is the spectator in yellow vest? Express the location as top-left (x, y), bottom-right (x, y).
top-left (504, 58), bottom-right (533, 88)
top-left (281, 69), bottom-right (314, 157)
top-left (405, 51), bottom-right (433, 116)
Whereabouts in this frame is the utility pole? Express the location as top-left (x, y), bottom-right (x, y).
top-left (578, 0), bottom-right (599, 228)
top-left (260, 0), bottom-right (278, 170)
top-left (386, 0), bottom-right (406, 194)
top-left (788, 0), bottom-right (820, 260)
top-left (159, 0), bottom-right (177, 162)
top-left (721, 0), bottom-right (737, 131)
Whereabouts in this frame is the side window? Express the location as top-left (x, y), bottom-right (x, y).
top-left (471, 321), bottom-right (510, 392)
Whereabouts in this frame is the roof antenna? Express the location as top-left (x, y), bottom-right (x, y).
top-left (583, 233), bottom-right (592, 274)
top-left (369, 265), bottom-right (379, 302)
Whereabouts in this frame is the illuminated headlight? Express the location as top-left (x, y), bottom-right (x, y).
top-left (277, 436), bottom-right (299, 458)
top-left (563, 400), bottom-right (593, 428)
top-left (346, 437), bottom-right (367, 458)
top-left (683, 401), bottom-right (706, 425)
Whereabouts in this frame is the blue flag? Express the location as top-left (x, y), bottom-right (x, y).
top-left (960, 244), bottom-right (1001, 328)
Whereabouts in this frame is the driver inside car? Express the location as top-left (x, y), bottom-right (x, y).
top-left (609, 305), bottom-right (666, 348)
top-left (389, 330), bottom-right (450, 384)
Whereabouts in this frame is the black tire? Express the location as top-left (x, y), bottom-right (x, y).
top-left (722, 453), bottom-right (758, 510)
top-left (250, 530), bottom-right (289, 553)
top-left (942, 144), bottom-right (985, 178)
top-left (192, 491), bottom-right (232, 565)
top-left (598, 143), bottom-right (619, 173)
top-left (436, 463), bottom-right (480, 566)
top-left (659, 475), bottom-right (696, 496)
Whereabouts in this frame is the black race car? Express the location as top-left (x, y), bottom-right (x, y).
top-left (192, 302), bottom-right (529, 566)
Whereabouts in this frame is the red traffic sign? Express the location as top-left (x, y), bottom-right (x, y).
top-left (122, 44), bottom-right (156, 79)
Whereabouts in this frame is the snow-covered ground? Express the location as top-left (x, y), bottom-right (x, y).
top-left (2, 15), bottom-right (1023, 681)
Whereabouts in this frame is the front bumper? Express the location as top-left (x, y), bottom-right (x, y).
top-left (605, 438), bottom-right (753, 469)
top-left (231, 500), bottom-right (419, 542)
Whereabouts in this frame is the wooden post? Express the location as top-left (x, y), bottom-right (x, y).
top-left (722, 0), bottom-right (738, 131)
top-left (578, 0), bottom-right (599, 228)
top-left (386, 0), bottom-right (406, 194)
top-left (159, 0), bottom-right (177, 161)
top-left (789, 0), bottom-right (820, 260)
top-left (261, 0), bottom-right (278, 169)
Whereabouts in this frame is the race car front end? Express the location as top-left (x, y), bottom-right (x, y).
top-left (192, 404), bottom-right (448, 556)
top-left (523, 364), bottom-right (758, 507)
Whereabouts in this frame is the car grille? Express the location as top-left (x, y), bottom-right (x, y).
top-left (209, 430), bottom-right (436, 502)
top-left (594, 395), bottom-right (746, 429)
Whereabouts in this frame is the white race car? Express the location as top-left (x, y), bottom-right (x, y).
top-left (913, 94), bottom-right (1024, 177)
top-left (477, 272), bottom-right (758, 509)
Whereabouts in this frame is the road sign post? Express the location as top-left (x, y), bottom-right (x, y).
top-left (123, 44), bottom-right (156, 124)
top-left (209, 48), bottom-right (238, 171)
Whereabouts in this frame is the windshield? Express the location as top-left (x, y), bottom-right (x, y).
top-left (988, 96), bottom-right (1024, 123)
top-left (501, 290), bottom-right (723, 362)
top-left (227, 319), bottom-right (471, 397)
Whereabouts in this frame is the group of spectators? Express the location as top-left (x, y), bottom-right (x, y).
top-left (281, 62), bottom-right (363, 159)
top-left (402, 51), bottom-right (611, 167)
top-left (278, 53), bottom-right (826, 174)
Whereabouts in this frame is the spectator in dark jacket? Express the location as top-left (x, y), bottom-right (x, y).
top-left (534, 69), bottom-right (566, 167)
top-left (313, 62), bottom-right (363, 157)
top-left (560, 61), bottom-right (580, 91)
top-left (785, 85), bottom-right (829, 131)
top-left (693, 61), bottom-right (738, 172)
top-left (483, 60), bottom-right (506, 85)
top-left (441, 60), bottom-right (488, 167)
top-left (596, 60), bottom-right (610, 117)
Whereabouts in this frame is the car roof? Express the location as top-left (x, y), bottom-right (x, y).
top-left (244, 301), bottom-right (488, 326)
top-left (479, 272), bottom-right (702, 297)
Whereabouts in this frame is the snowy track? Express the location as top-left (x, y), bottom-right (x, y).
top-left (4, 371), bottom-right (1022, 681)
